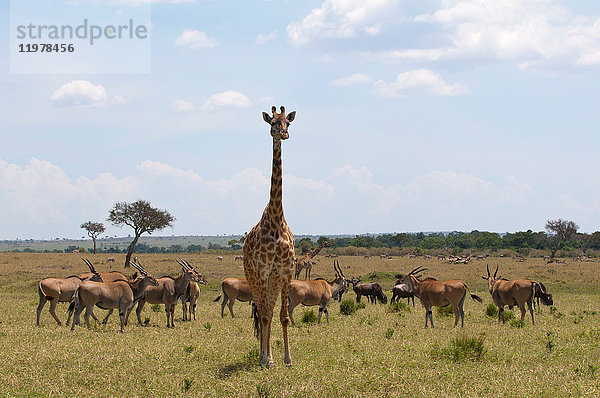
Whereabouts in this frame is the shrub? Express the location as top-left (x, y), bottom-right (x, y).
top-left (436, 306), bottom-right (454, 317)
top-left (204, 322), bottom-right (211, 331)
top-left (485, 304), bottom-right (498, 318)
top-left (184, 345), bottom-right (195, 354)
top-left (301, 310), bottom-right (318, 324)
top-left (437, 334), bottom-right (486, 362)
top-left (340, 299), bottom-right (358, 315)
top-left (510, 319), bottom-right (524, 328)
top-left (385, 328), bottom-right (394, 339)
top-left (387, 301), bottom-right (410, 314)
top-left (151, 304), bottom-right (161, 312)
top-left (503, 310), bottom-right (516, 321)
top-left (182, 378), bottom-right (193, 392)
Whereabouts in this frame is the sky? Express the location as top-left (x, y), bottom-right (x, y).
top-left (1, 0), bottom-right (600, 240)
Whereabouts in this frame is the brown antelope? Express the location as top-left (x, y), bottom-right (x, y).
top-left (133, 259), bottom-right (201, 328)
top-left (36, 259), bottom-right (102, 326)
top-left (348, 278), bottom-right (387, 304)
top-left (401, 266), bottom-right (483, 328)
top-left (482, 265), bottom-right (549, 325)
top-left (179, 261), bottom-right (208, 321)
top-left (288, 260), bottom-right (348, 326)
top-left (213, 278), bottom-right (253, 318)
top-left (66, 259), bottom-right (138, 325)
top-left (70, 261), bottom-right (158, 332)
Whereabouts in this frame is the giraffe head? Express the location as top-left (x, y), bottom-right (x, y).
top-left (262, 106), bottom-right (296, 140)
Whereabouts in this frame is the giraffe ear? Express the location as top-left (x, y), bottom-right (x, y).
top-left (286, 111), bottom-right (296, 123)
top-left (262, 112), bottom-right (272, 124)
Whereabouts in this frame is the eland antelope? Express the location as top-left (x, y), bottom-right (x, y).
top-left (288, 259), bottom-right (348, 326)
top-left (133, 259), bottom-right (201, 328)
top-left (401, 266), bottom-right (483, 328)
top-left (36, 259), bottom-right (102, 326)
top-left (70, 261), bottom-right (158, 333)
top-left (213, 278), bottom-right (253, 318)
top-left (482, 265), bottom-right (549, 325)
top-left (179, 262), bottom-right (208, 321)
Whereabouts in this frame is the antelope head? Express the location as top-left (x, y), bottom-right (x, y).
top-left (262, 106), bottom-right (296, 140)
top-left (481, 264), bottom-right (500, 294)
top-left (131, 260), bottom-right (159, 286)
top-left (180, 259), bottom-right (208, 285)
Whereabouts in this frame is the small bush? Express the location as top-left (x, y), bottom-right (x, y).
top-left (245, 348), bottom-right (259, 361)
top-left (545, 331), bottom-right (555, 352)
top-left (387, 301), bottom-right (410, 314)
top-left (184, 345), bottom-right (195, 354)
top-left (182, 378), bottom-right (193, 392)
top-left (301, 310), bottom-right (318, 324)
top-left (503, 310), bottom-right (515, 321)
top-left (151, 304), bottom-right (161, 312)
top-left (436, 306), bottom-right (454, 317)
top-left (357, 302), bottom-right (366, 310)
top-left (340, 299), bottom-right (358, 315)
top-left (485, 304), bottom-right (498, 318)
top-left (437, 334), bottom-right (486, 362)
top-left (204, 322), bottom-right (211, 331)
top-left (385, 328), bottom-right (394, 339)
top-left (510, 319), bottom-right (524, 328)
top-left (143, 317), bottom-right (150, 325)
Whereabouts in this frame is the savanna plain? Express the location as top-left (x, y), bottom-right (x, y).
top-left (0, 252), bottom-right (598, 397)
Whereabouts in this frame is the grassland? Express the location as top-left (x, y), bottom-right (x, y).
top-left (0, 253), bottom-right (598, 397)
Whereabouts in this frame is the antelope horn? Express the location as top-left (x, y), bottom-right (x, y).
top-left (487, 264), bottom-right (490, 277)
top-left (175, 258), bottom-right (190, 270)
top-left (494, 265), bottom-right (499, 278)
top-left (82, 258), bottom-right (97, 274)
top-left (408, 266), bottom-right (424, 275)
top-left (337, 260), bottom-right (345, 278)
top-left (131, 260), bottom-right (147, 276)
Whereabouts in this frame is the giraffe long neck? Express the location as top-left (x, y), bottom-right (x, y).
top-left (268, 137), bottom-right (283, 225)
top-left (309, 243), bottom-right (325, 259)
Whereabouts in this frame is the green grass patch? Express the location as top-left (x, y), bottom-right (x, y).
top-left (387, 301), bottom-right (410, 314)
top-left (434, 334), bottom-right (486, 362)
top-left (485, 303), bottom-right (498, 318)
top-left (340, 299), bottom-right (359, 315)
top-left (301, 309), bottom-right (318, 324)
top-left (151, 304), bottom-right (161, 312)
top-left (385, 328), bottom-right (394, 339)
top-left (436, 306), bottom-right (454, 317)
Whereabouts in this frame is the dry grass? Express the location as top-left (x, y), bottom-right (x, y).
top-left (0, 253), bottom-right (599, 397)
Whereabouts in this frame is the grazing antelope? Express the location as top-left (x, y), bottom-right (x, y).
top-left (217, 256), bottom-right (223, 261)
top-left (133, 259), bottom-right (201, 328)
top-left (348, 278), bottom-right (387, 304)
top-left (107, 257), bottom-right (115, 263)
top-left (401, 266), bottom-right (483, 328)
top-left (481, 265), bottom-right (548, 325)
top-left (179, 262), bottom-right (208, 321)
top-left (213, 278), bottom-right (253, 318)
top-left (36, 259), bottom-right (102, 326)
top-left (234, 255), bottom-right (243, 261)
top-left (70, 261), bottom-right (158, 333)
top-left (288, 260), bottom-right (348, 326)
top-left (533, 281), bottom-right (553, 311)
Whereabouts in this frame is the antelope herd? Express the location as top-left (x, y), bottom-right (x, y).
top-left (35, 255), bottom-right (555, 334)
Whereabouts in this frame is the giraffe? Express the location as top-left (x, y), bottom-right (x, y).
top-left (294, 241), bottom-right (328, 280)
top-left (243, 106), bottom-right (296, 367)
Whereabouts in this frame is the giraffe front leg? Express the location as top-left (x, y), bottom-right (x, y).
top-left (279, 277), bottom-right (292, 367)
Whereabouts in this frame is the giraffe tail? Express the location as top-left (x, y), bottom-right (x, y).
top-left (252, 302), bottom-right (259, 339)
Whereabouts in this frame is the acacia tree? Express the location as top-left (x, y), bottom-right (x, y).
top-left (108, 200), bottom-right (175, 267)
top-left (545, 219), bottom-right (578, 260)
top-left (80, 221), bottom-right (105, 254)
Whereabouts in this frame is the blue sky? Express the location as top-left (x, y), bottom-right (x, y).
top-left (1, 0), bottom-right (600, 239)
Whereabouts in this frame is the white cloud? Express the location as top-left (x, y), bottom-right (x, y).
top-left (379, 0), bottom-right (600, 70)
top-left (2, 158), bottom-right (597, 238)
top-left (287, 0), bottom-right (399, 46)
top-left (202, 90), bottom-right (252, 110)
top-left (50, 80), bottom-right (110, 107)
top-left (315, 54), bottom-right (336, 63)
top-left (373, 69), bottom-right (469, 97)
top-left (255, 30), bottom-right (277, 44)
top-left (331, 73), bottom-right (373, 86)
top-left (171, 99), bottom-right (195, 113)
top-left (174, 29), bottom-right (217, 49)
